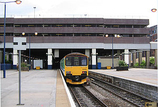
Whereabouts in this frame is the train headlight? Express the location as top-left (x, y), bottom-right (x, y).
top-left (82, 71), bottom-right (87, 74)
top-left (66, 71), bottom-right (71, 74)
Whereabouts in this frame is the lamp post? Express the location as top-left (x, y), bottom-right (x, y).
top-left (33, 7), bottom-right (36, 18)
top-left (23, 32), bottom-right (38, 70)
top-left (106, 34), bottom-right (120, 69)
top-left (106, 34), bottom-right (114, 68)
top-left (0, 0), bottom-right (22, 78)
top-left (112, 37), bottom-right (114, 69)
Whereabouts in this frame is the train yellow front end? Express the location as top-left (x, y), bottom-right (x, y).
top-left (60, 53), bottom-right (88, 85)
top-left (65, 66), bottom-right (88, 85)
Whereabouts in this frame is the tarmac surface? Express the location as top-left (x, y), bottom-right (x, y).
top-left (1, 70), bottom-right (70, 107)
top-left (1, 68), bottom-right (158, 107)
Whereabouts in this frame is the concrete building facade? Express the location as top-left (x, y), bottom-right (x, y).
top-left (0, 18), bottom-right (157, 69)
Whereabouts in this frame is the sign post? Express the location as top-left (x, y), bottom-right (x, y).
top-left (13, 37), bottom-right (26, 105)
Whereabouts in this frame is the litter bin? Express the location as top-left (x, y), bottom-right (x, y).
top-left (107, 66), bottom-right (111, 69)
top-left (36, 66), bottom-right (40, 70)
top-left (97, 62), bottom-right (101, 69)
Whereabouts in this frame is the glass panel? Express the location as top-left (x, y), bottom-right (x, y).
top-left (81, 57), bottom-right (87, 66)
top-left (66, 56), bottom-right (87, 66)
top-left (74, 57), bottom-right (79, 66)
top-left (66, 57), bottom-right (72, 66)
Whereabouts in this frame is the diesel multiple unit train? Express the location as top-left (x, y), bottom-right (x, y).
top-left (60, 52), bottom-right (89, 85)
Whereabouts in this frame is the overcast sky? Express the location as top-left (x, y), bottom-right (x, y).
top-left (0, 0), bottom-right (157, 26)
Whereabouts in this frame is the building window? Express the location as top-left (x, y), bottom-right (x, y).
top-left (97, 24), bottom-right (104, 27)
top-left (119, 25), bottom-right (125, 28)
top-left (43, 24), bottom-right (51, 27)
top-left (14, 24), bottom-right (21, 27)
top-left (28, 25), bottom-right (34, 27)
top-left (113, 25), bottom-right (119, 28)
top-left (105, 25), bottom-right (112, 28)
top-left (0, 24), bottom-right (4, 27)
top-left (126, 25), bottom-right (132, 28)
top-left (73, 24), bottom-right (80, 27)
top-left (6, 24), bottom-right (13, 27)
top-left (0, 33), bottom-right (3, 36)
top-left (22, 24), bottom-right (28, 27)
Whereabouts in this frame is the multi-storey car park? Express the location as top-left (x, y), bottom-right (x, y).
top-left (0, 18), bottom-right (157, 69)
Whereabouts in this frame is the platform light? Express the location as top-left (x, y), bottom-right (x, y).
top-left (15, 0), bottom-right (22, 4)
top-left (22, 32), bottom-right (25, 36)
top-left (35, 32), bottom-right (38, 36)
top-left (151, 8), bottom-right (157, 12)
top-left (117, 34), bottom-right (120, 38)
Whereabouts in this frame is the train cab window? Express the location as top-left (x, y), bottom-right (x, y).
top-left (66, 57), bottom-right (72, 66)
top-left (74, 57), bottom-right (79, 66)
top-left (65, 56), bottom-right (87, 66)
top-left (81, 57), bottom-right (87, 66)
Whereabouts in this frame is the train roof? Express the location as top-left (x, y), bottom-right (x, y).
top-left (65, 52), bottom-right (88, 57)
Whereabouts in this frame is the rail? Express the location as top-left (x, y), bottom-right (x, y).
top-left (69, 85), bottom-right (108, 107)
top-left (90, 76), bottom-right (156, 107)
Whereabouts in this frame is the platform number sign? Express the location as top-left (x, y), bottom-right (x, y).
top-left (13, 37), bottom-right (26, 50)
top-left (13, 37), bottom-right (26, 105)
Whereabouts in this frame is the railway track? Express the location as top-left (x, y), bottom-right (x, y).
top-left (69, 85), bottom-right (108, 107)
top-left (90, 76), bottom-right (155, 107)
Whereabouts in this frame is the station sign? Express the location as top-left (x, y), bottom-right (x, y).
top-left (13, 37), bottom-right (26, 50)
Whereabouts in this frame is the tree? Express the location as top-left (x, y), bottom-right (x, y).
top-left (150, 57), bottom-right (155, 65)
top-left (119, 60), bottom-right (128, 67)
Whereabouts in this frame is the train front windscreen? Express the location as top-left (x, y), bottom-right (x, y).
top-left (65, 56), bottom-right (87, 66)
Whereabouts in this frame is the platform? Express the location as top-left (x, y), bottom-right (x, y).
top-left (89, 68), bottom-right (158, 103)
top-left (1, 70), bottom-right (72, 107)
top-left (89, 68), bottom-right (158, 87)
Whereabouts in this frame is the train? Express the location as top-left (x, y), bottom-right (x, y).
top-left (60, 52), bottom-right (89, 85)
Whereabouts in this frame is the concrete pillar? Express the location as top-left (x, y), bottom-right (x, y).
top-left (47, 49), bottom-right (52, 69)
top-left (0, 50), bottom-right (2, 70)
top-left (85, 49), bottom-right (91, 66)
top-left (138, 51), bottom-right (142, 66)
top-left (0, 50), bottom-right (2, 64)
top-left (92, 48), bottom-right (96, 69)
top-left (120, 54), bottom-right (122, 60)
top-left (129, 53), bottom-right (131, 67)
top-left (132, 50), bottom-right (136, 66)
top-left (54, 49), bottom-right (59, 58)
top-left (85, 49), bottom-right (90, 57)
top-left (13, 49), bottom-right (18, 69)
top-left (122, 54), bottom-right (124, 61)
top-left (21, 53), bottom-right (25, 63)
top-left (146, 50), bottom-right (150, 68)
top-left (155, 49), bottom-right (157, 66)
top-left (117, 50), bottom-right (121, 60)
top-left (6, 53), bottom-right (9, 61)
top-left (124, 49), bottom-right (129, 66)
top-left (117, 50), bottom-right (120, 56)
